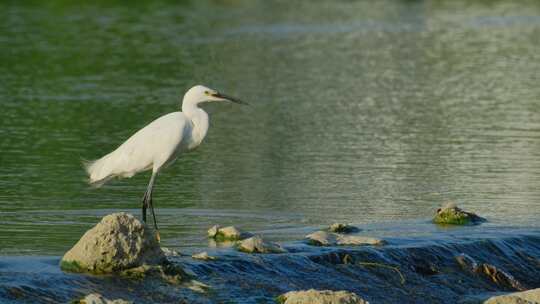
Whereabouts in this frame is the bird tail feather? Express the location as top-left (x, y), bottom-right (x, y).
top-left (83, 154), bottom-right (117, 188)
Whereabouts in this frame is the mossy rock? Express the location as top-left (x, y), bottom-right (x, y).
top-left (433, 206), bottom-right (486, 225)
top-left (60, 260), bottom-right (85, 273)
top-left (213, 231), bottom-right (241, 242)
top-left (328, 223), bottom-right (359, 234)
top-left (207, 225), bottom-right (252, 242)
top-left (60, 213), bottom-right (165, 274)
top-left (275, 295), bottom-right (286, 304)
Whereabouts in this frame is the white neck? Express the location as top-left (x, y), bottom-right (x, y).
top-left (182, 95), bottom-right (209, 149)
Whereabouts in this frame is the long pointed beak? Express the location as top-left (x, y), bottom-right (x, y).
top-left (212, 92), bottom-right (249, 105)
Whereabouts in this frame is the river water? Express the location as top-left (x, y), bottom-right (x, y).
top-left (1, 1), bottom-right (540, 303)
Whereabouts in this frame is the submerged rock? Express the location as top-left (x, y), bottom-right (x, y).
top-left (76, 293), bottom-right (132, 304)
top-left (433, 202), bottom-right (486, 225)
top-left (120, 262), bottom-right (189, 285)
top-left (306, 231), bottom-right (385, 247)
top-left (237, 236), bottom-right (286, 254)
top-left (455, 254), bottom-right (526, 291)
top-left (192, 251), bottom-right (217, 261)
top-left (328, 223), bottom-right (359, 234)
top-left (161, 247), bottom-right (182, 257)
top-left (456, 253), bottom-right (480, 272)
top-left (277, 289), bottom-right (369, 304)
top-left (207, 225), bottom-right (252, 241)
top-left (306, 231), bottom-right (338, 246)
top-left (338, 235), bottom-right (385, 246)
top-left (483, 288), bottom-right (540, 304)
top-left (61, 213), bottom-right (166, 274)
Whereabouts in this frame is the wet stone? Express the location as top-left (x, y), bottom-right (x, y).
top-left (192, 251), bottom-right (217, 261)
top-left (207, 225), bottom-right (252, 241)
top-left (119, 262), bottom-right (189, 285)
top-left (306, 231), bottom-right (385, 247)
top-left (329, 223), bottom-right (360, 234)
top-left (337, 235), bottom-right (385, 246)
top-left (306, 231), bottom-right (339, 246)
top-left (455, 254), bottom-right (526, 291)
top-left (76, 293), bottom-right (132, 304)
top-left (237, 236), bottom-right (286, 254)
top-left (277, 289), bottom-right (369, 304)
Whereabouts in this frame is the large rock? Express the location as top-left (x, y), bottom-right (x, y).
top-left (237, 236), bottom-right (286, 254)
top-left (433, 202), bottom-right (486, 225)
top-left (277, 289), bottom-right (369, 304)
top-left (483, 288), bottom-right (540, 304)
top-left (61, 213), bottom-right (166, 274)
top-left (75, 293), bottom-right (131, 304)
top-left (306, 231), bottom-right (385, 247)
top-left (208, 225), bottom-right (252, 241)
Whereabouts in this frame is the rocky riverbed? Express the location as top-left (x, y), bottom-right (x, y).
top-left (1, 213), bottom-right (540, 303)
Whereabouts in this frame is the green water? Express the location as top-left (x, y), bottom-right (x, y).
top-left (1, 1), bottom-right (540, 255)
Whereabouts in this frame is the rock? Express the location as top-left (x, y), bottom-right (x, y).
top-left (337, 235), bottom-right (385, 246)
top-left (329, 223), bottom-right (359, 234)
top-left (433, 202), bottom-right (486, 225)
top-left (76, 293), bottom-right (132, 304)
top-left (455, 254), bottom-right (526, 291)
top-left (207, 225), bottom-right (220, 238)
top-left (61, 213), bottom-right (166, 274)
top-left (306, 231), bottom-right (339, 246)
top-left (161, 247), bottom-right (181, 257)
top-left (237, 236), bottom-right (286, 254)
top-left (306, 231), bottom-right (384, 247)
top-left (120, 262), bottom-right (189, 285)
top-left (192, 251), bottom-right (217, 261)
top-left (483, 288), bottom-right (540, 304)
top-left (277, 289), bottom-right (369, 304)
top-left (479, 264), bottom-right (526, 291)
top-left (207, 225), bottom-right (252, 241)
top-left (456, 253), bottom-right (480, 272)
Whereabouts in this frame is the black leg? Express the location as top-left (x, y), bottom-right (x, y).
top-left (149, 196), bottom-right (158, 231)
top-left (142, 172), bottom-right (160, 242)
top-left (141, 189), bottom-right (149, 223)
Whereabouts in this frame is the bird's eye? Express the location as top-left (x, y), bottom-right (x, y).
top-left (204, 91), bottom-right (209, 95)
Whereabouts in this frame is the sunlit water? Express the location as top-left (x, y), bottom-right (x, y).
top-left (1, 1), bottom-right (540, 302)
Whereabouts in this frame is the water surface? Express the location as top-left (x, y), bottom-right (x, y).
top-left (1, 0), bottom-right (540, 256)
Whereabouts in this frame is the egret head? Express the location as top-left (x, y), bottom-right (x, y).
top-left (184, 85), bottom-right (247, 106)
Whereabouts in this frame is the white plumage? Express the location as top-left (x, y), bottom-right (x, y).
top-left (84, 85), bottom-right (246, 233)
top-left (85, 112), bottom-right (191, 186)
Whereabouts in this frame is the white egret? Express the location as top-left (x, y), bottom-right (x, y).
top-left (84, 85), bottom-right (247, 237)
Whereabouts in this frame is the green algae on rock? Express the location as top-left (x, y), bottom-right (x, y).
top-left (433, 203), bottom-right (486, 226)
top-left (207, 225), bottom-right (252, 242)
top-left (328, 223), bottom-right (360, 234)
